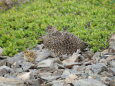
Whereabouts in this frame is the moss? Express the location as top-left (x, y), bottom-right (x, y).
top-left (0, 0), bottom-right (115, 56)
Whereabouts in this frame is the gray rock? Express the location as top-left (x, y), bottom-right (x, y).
top-left (25, 79), bottom-right (40, 86)
top-left (82, 51), bottom-right (94, 59)
top-left (110, 60), bottom-right (115, 68)
top-left (0, 65), bottom-right (14, 76)
top-left (7, 52), bottom-right (24, 64)
top-left (0, 76), bottom-right (25, 86)
top-left (110, 80), bottom-right (115, 86)
top-left (20, 61), bottom-right (34, 71)
top-left (35, 44), bottom-right (44, 50)
top-left (37, 58), bottom-right (55, 68)
top-left (71, 65), bottom-right (85, 75)
top-left (35, 49), bottom-right (51, 62)
top-left (109, 68), bottom-right (115, 75)
top-left (73, 79), bottom-right (106, 86)
top-left (51, 80), bottom-right (65, 86)
top-left (0, 59), bottom-right (7, 66)
top-left (91, 63), bottom-right (107, 74)
top-left (92, 52), bottom-right (101, 62)
top-left (39, 72), bottom-right (60, 81)
top-left (61, 69), bottom-right (71, 78)
top-left (17, 72), bottom-right (31, 81)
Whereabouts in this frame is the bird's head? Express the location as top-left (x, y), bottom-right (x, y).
top-left (46, 25), bottom-right (58, 33)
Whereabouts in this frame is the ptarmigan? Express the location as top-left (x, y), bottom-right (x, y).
top-left (42, 26), bottom-right (88, 57)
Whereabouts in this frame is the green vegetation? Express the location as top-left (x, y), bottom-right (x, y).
top-left (0, 0), bottom-right (115, 56)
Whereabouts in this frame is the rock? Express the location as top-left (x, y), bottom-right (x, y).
top-left (100, 71), bottom-right (113, 77)
top-left (91, 63), bottom-right (107, 74)
top-left (92, 52), bottom-right (101, 63)
top-left (109, 80), bottom-right (115, 86)
top-left (17, 72), bottom-right (31, 81)
top-left (62, 52), bottom-right (81, 65)
top-left (61, 69), bottom-right (71, 78)
top-left (20, 61), bottom-right (35, 71)
top-left (82, 51), bottom-right (94, 59)
top-left (85, 65), bottom-right (94, 76)
top-left (36, 49), bottom-right (51, 62)
top-left (51, 80), bottom-right (65, 86)
top-left (106, 55), bottom-right (115, 61)
top-left (101, 76), bottom-right (111, 85)
top-left (7, 52), bottom-right (24, 64)
top-left (71, 65), bottom-right (85, 75)
top-left (110, 60), bottom-right (115, 68)
top-left (15, 68), bottom-right (23, 73)
top-left (26, 79), bottom-right (40, 86)
top-left (0, 59), bottom-right (7, 66)
top-left (0, 65), bottom-right (14, 76)
top-left (0, 56), bottom-right (9, 59)
top-left (37, 58), bottom-right (55, 68)
top-left (39, 72), bottom-right (60, 81)
top-left (101, 49), bottom-right (109, 55)
top-left (35, 44), bottom-right (44, 50)
top-left (65, 74), bottom-right (78, 83)
top-left (99, 59), bottom-right (108, 65)
top-left (0, 76), bottom-right (25, 86)
top-left (109, 68), bottom-right (115, 75)
top-left (73, 79), bottom-right (106, 86)
top-left (108, 34), bottom-right (115, 54)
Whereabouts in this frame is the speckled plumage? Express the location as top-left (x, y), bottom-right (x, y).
top-left (23, 50), bottom-right (37, 62)
top-left (42, 26), bottom-right (88, 57)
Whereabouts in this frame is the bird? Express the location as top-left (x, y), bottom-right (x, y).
top-left (42, 26), bottom-right (88, 57)
top-left (23, 50), bottom-right (37, 63)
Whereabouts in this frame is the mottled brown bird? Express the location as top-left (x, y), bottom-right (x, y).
top-left (42, 26), bottom-right (88, 57)
top-left (23, 50), bottom-right (37, 63)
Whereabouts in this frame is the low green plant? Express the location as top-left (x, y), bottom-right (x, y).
top-left (0, 0), bottom-right (115, 56)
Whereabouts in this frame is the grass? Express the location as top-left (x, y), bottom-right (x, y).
top-left (0, 0), bottom-right (115, 56)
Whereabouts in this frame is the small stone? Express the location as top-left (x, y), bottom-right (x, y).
top-left (39, 72), bottom-right (60, 81)
top-left (82, 51), bottom-right (94, 59)
top-left (17, 72), bottom-right (31, 81)
top-left (101, 49), bottom-right (109, 55)
top-left (26, 79), bottom-right (40, 86)
top-left (109, 68), bottom-right (115, 75)
top-left (21, 61), bottom-right (35, 71)
top-left (0, 76), bottom-right (25, 86)
top-left (92, 52), bottom-right (101, 63)
top-left (91, 63), bottom-right (107, 74)
top-left (36, 49), bottom-right (51, 62)
top-left (71, 65), bottom-right (85, 75)
top-left (110, 60), bottom-right (115, 68)
top-left (73, 79), bottom-right (106, 86)
top-left (62, 52), bottom-right (81, 65)
top-left (7, 52), bottom-right (24, 64)
top-left (51, 80), bottom-right (65, 86)
top-left (65, 74), bottom-right (77, 83)
top-left (35, 44), bottom-right (44, 50)
top-left (0, 65), bottom-right (14, 76)
top-left (37, 58), bottom-right (55, 68)
top-left (99, 59), bottom-right (108, 65)
top-left (61, 69), bottom-right (71, 78)
top-left (109, 80), bottom-right (115, 86)
top-left (106, 55), bottom-right (115, 61)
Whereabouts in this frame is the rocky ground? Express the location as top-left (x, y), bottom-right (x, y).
top-left (0, 34), bottom-right (115, 86)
